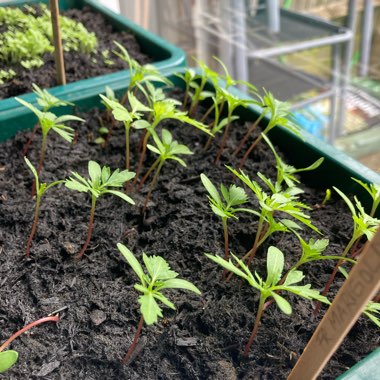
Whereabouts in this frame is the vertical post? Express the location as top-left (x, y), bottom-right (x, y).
top-left (359, 0), bottom-right (374, 77)
top-left (233, 0), bottom-right (249, 90)
top-left (50, 0), bottom-right (66, 85)
top-left (219, 0), bottom-right (233, 75)
top-left (194, 0), bottom-right (209, 63)
top-left (335, 0), bottom-right (357, 138)
top-left (328, 44), bottom-right (340, 143)
top-left (267, 0), bottom-right (280, 34)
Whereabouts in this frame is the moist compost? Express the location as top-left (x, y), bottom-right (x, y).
top-left (0, 92), bottom-right (378, 379)
top-left (0, 6), bottom-right (151, 100)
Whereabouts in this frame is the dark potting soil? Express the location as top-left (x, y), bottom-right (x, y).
top-left (0, 6), bottom-right (151, 100)
top-left (0, 93), bottom-right (378, 380)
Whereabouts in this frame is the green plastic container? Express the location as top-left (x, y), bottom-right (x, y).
top-left (0, 69), bottom-right (379, 376)
top-left (0, 0), bottom-right (186, 127)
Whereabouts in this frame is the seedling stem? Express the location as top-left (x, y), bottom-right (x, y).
top-left (122, 315), bottom-right (144, 365)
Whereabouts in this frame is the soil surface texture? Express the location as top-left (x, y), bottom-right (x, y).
top-left (0, 92), bottom-right (378, 379)
top-left (0, 6), bottom-right (151, 100)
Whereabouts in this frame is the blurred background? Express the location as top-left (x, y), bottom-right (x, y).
top-left (97, 0), bottom-right (380, 173)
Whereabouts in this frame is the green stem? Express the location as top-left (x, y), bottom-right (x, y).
top-left (215, 110), bottom-right (232, 165)
top-left (234, 114), bottom-right (264, 156)
top-left (222, 218), bottom-right (229, 260)
top-left (144, 160), bottom-right (164, 210)
top-left (200, 103), bottom-right (215, 123)
top-left (0, 315), bottom-right (59, 353)
top-left (22, 123), bottom-right (39, 156)
top-left (77, 195), bottom-right (97, 259)
top-left (25, 195), bottom-right (41, 257)
top-left (133, 130), bottom-right (152, 189)
top-left (37, 133), bottom-right (47, 176)
top-left (125, 123), bottom-right (131, 170)
top-left (121, 315), bottom-right (144, 365)
top-left (243, 296), bottom-right (265, 356)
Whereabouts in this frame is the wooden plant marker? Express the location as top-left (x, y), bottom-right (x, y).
top-left (287, 228), bottom-right (380, 380)
top-left (50, 0), bottom-right (66, 85)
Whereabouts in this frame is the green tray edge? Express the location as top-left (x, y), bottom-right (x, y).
top-left (0, 0), bottom-right (186, 113)
top-left (336, 348), bottom-right (380, 380)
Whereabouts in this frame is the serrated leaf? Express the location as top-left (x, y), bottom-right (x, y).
top-left (51, 126), bottom-right (74, 143)
top-left (143, 254), bottom-right (178, 281)
top-left (139, 293), bottom-right (163, 325)
top-left (65, 179), bottom-right (89, 193)
top-left (159, 279), bottom-right (201, 295)
top-left (205, 253), bottom-right (248, 280)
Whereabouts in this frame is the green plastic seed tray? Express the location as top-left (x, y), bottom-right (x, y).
top-left (0, 0), bottom-right (186, 128)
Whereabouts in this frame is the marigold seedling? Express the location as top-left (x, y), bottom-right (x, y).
top-left (24, 157), bottom-right (64, 257)
top-left (227, 165), bottom-right (320, 264)
top-left (352, 178), bottom-right (380, 217)
top-left (239, 90), bottom-right (301, 168)
top-left (16, 97), bottom-right (83, 178)
top-left (99, 92), bottom-right (151, 169)
top-left (141, 129), bottom-right (193, 208)
top-left (65, 161), bottom-right (135, 259)
top-left (0, 314), bottom-right (59, 373)
top-left (200, 173), bottom-right (249, 260)
top-left (205, 246), bottom-right (328, 356)
top-left (117, 243), bottom-right (201, 364)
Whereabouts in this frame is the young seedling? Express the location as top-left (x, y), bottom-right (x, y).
top-left (24, 157), bottom-right (64, 257)
top-left (65, 161), bottom-right (135, 259)
top-left (205, 246), bottom-right (328, 356)
top-left (0, 314), bottom-right (59, 373)
top-left (113, 41), bottom-right (172, 104)
top-left (352, 178), bottom-right (380, 217)
top-left (339, 267), bottom-right (380, 328)
top-left (227, 165), bottom-right (320, 264)
top-left (141, 129), bottom-right (193, 209)
top-left (239, 90), bottom-right (301, 169)
top-left (200, 173), bottom-right (249, 260)
top-left (133, 97), bottom-right (211, 187)
top-left (262, 133), bottom-right (324, 189)
top-left (22, 84), bottom-right (74, 156)
top-left (99, 92), bottom-right (151, 169)
top-left (315, 187), bottom-right (380, 314)
top-left (16, 97), bottom-right (83, 178)
top-left (214, 89), bottom-right (256, 164)
top-left (117, 244), bottom-right (201, 364)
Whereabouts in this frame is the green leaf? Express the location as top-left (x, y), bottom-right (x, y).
top-left (272, 293), bottom-right (292, 315)
top-left (159, 279), bottom-right (201, 295)
top-left (128, 91), bottom-right (152, 113)
top-left (88, 161), bottom-right (102, 183)
top-left (283, 270), bottom-right (304, 286)
top-left (0, 350), bottom-right (19, 373)
top-left (132, 119), bottom-right (151, 130)
top-left (24, 156), bottom-right (38, 187)
top-left (139, 293), bottom-right (163, 325)
top-left (200, 174), bottom-right (221, 204)
top-left (205, 253), bottom-right (248, 280)
top-left (104, 190), bottom-right (135, 204)
top-left (153, 292), bottom-right (176, 310)
top-left (54, 115), bottom-right (84, 124)
top-left (333, 187), bottom-right (356, 216)
top-left (147, 144), bottom-right (161, 155)
top-left (266, 246), bottom-right (284, 287)
top-left (142, 254), bottom-right (178, 281)
top-left (117, 243), bottom-right (145, 284)
top-left (51, 126), bottom-right (74, 143)
top-left (106, 169), bottom-right (136, 187)
top-left (65, 178), bottom-right (89, 193)
top-left (101, 166), bottom-right (111, 184)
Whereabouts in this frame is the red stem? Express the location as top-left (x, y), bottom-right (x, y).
top-left (77, 195), bottom-right (97, 259)
top-left (143, 161), bottom-right (163, 211)
top-left (121, 315), bottom-right (144, 365)
top-left (243, 297), bottom-right (265, 356)
top-left (234, 115), bottom-right (263, 156)
top-left (25, 197), bottom-right (41, 257)
top-left (0, 315), bottom-right (59, 352)
top-left (21, 123), bottom-right (39, 157)
top-left (215, 119), bottom-right (231, 165)
top-left (238, 135), bottom-right (262, 169)
top-left (133, 131), bottom-right (151, 189)
top-left (137, 158), bottom-right (160, 192)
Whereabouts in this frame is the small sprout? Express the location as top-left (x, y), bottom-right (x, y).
top-left (206, 246), bottom-right (328, 356)
top-left (142, 129), bottom-right (193, 208)
top-left (24, 157), bottom-right (64, 257)
top-left (32, 83), bottom-right (74, 112)
top-left (227, 165), bottom-right (320, 264)
top-left (262, 133), bottom-right (324, 189)
top-left (101, 49), bottom-right (114, 66)
top-left (239, 90), bottom-right (301, 168)
top-left (352, 178), bottom-right (380, 217)
top-left (200, 173), bottom-right (248, 260)
top-left (117, 244), bottom-right (201, 364)
top-left (65, 161), bottom-right (135, 259)
top-left (315, 188), bottom-right (380, 313)
top-left (321, 189), bottom-right (331, 206)
top-left (99, 92), bottom-right (151, 169)
top-left (16, 97), bottom-right (84, 178)
top-left (0, 314), bottom-right (59, 373)
top-left (0, 69), bottom-right (16, 85)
